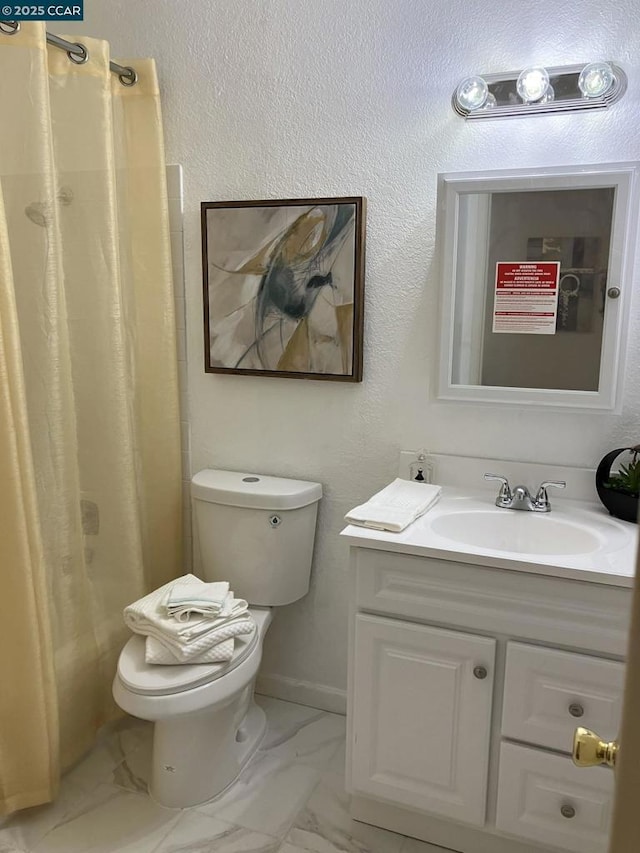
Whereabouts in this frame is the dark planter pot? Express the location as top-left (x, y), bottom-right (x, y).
top-left (595, 448), bottom-right (639, 523)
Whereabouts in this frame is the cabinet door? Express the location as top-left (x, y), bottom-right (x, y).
top-left (351, 613), bottom-right (495, 826)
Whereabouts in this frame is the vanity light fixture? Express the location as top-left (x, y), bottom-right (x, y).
top-left (452, 60), bottom-right (626, 119)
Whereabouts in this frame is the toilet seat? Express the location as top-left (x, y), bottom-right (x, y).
top-left (117, 608), bottom-right (266, 697)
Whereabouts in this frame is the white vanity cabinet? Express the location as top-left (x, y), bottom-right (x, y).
top-left (345, 544), bottom-right (632, 853)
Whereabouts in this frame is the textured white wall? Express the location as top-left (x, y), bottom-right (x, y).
top-left (68, 0), bottom-right (640, 702)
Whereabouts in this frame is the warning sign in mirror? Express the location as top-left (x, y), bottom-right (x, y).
top-left (492, 261), bottom-right (560, 334)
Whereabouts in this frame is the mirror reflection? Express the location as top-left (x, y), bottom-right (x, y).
top-left (452, 187), bottom-right (615, 392)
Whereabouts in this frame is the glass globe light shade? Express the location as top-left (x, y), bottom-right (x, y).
top-left (482, 93), bottom-right (498, 109)
top-left (578, 62), bottom-right (614, 98)
top-left (455, 76), bottom-right (489, 112)
top-left (539, 84), bottom-right (555, 104)
top-left (516, 67), bottom-right (550, 103)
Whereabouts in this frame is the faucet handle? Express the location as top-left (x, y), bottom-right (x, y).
top-left (484, 473), bottom-right (512, 502)
top-left (535, 480), bottom-right (566, 508)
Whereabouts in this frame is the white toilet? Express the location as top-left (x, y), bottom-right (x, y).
top-left (112, 469), bottom-right (322, 808)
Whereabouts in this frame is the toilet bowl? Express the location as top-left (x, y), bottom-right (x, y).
top-left (113, 470), bottom-right (322, 808)
top-left (113, 607), bottom-right (273, 808)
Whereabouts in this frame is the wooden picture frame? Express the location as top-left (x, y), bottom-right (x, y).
top-left (201, 196), bottom-right (365, 381)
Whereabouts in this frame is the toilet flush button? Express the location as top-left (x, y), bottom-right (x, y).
top-left (269, 515), bottom-right (282, 528)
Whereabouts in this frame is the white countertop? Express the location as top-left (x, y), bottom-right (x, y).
top-left (340, 488), bottom-right (638, 588)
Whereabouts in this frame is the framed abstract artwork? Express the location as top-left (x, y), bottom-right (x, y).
top-left (201, 196), bottom-right (365, 381)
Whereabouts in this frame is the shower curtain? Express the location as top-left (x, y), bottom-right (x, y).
top-left (0, 23), bottom-right (183, 814)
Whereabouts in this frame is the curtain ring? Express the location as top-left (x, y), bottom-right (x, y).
top-left (0, 21), bottom-right (21, 34)
top-left (118, 67), bottom-right (138, 87)
top-left (67, 42), bottom-right (89, 65)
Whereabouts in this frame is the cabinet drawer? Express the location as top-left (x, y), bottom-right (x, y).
top-left (502, 642), bottom-right (624, 753)
top-left (496, 742), bottom-right (613, 853)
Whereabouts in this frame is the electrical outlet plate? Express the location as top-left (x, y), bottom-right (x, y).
top-left (399, 450), bottom-right (433, 482)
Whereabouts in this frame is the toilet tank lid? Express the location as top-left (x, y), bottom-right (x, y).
top-left (191, 469), bottom-right (323, 510)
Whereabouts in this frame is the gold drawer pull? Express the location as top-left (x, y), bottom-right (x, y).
top-left (572, 726), bottom-right (618, 769)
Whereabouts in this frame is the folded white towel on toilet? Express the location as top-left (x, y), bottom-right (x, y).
top-left (124, 574), bottom-right (248, 638)
top-left (141, 616), bottom-right (256, 663)
top-left (145, 636), bottom-right (236, 665)
top-left (123, 574), bottom-right (254, 663)
top-left (345, 478), bottom-right (442, 533)
top-left (164, 579), bottom-right (230, 621)
top-left (168, 595), bottom-right (249, 637)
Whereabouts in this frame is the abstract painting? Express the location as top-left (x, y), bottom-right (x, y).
top-left (201, 197), bottom-right (365, 380)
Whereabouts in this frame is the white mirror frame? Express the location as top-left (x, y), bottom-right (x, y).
top-left (437, 163), bottom-right (640, 411)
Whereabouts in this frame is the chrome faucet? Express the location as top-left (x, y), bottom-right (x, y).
top-left (484, 473), bottom-right (566, 513)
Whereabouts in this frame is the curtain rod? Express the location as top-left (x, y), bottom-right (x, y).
top-left (0, 21), bottom-right (137, 85)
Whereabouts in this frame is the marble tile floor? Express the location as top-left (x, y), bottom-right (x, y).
top-left (0, 696), bottom-right (453, 853)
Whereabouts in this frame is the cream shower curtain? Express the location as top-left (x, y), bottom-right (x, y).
top-left (0, 24), bottom-right (182, 814)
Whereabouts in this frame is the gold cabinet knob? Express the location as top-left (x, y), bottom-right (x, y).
top-left (572, 726), bottom-right (619, 769)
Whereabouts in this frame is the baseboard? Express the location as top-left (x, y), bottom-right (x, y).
top-left (351, 795), bottom-right (547, 853)
top-left (256, 672), bottom-right (347, 715)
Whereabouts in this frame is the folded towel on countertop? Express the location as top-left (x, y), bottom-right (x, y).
top-left (164, 579), bottom-right (230, 621)
top-left (345, 478), bottom-right (442, 533)
top-left (145, 636), bottom-right (237, 665)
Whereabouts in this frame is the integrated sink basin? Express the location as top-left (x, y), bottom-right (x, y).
top-left (342, 487), bottom-right (638, 587)
top-left (430, 511), bottom-right (602, 556)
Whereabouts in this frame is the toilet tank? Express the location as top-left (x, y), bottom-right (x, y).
top-left (191, 470), bottom-right (322, 606)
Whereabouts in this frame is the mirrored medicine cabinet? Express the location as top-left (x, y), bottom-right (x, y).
top-left (437, 164), bottom-right (639, 410)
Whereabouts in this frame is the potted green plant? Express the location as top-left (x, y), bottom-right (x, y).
top-left (595, 445), bottom-right (640, 523)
